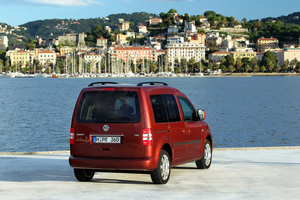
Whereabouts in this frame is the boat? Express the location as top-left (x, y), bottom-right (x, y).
top-left (0, 72), bottom-right (12, 78)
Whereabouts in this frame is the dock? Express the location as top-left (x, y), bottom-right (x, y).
top-left (1, 147), bottom-right (300, 200)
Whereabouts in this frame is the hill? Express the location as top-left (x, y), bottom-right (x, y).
top-left (249, 12), bottom-right (300, 25)
top-left (19, 12), bottom-right (158, 40)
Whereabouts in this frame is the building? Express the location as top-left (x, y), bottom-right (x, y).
top-left (147, 18), bottom-right (162, 26)
top-left (184, 21), bottom-right (197, 33)
top-left (0, 36), bottom-right (8, 51)
top-left (209, 51), bottom-right (231, 63)
top-left (110, 46), bottom-right (156, 64)
top-left (165, 42), bottom-right (206, 65)
top-left (168, 25), bottom-right (179, 35)
top-left (9, 50), bottom-right (31, 68)
top-left (138, 25), bottom-right (147, 35)
top-left (57, 32), bottom-right (86, 47)
top-left (257, 38), bottom-right (279, 52)
top-left (126, 31), bottom-right (135, 39)
top-left (200, 18), bottom-right (210, 28)
top-left (104, 26), bottom-right (111, 33)
top-left (155, 36), bottom-right (166, 43)
top-left (118, 21), bottom-right (130, 32)
top-left (60, 46), bottom-right (74, 55)
top-left (188, 33), bottom-right (206, 44)
top-left (277, 47), bottom-right (300, 66)
top-left (84, 52), bottom-right (102, 73)
top-left (96, 38), bottom-right (108, 47)
top-left (167, 35), bottom-right (184, 44)
top-left (230, 50), bottom-right (257, 61)
top-left (38, 50), bottom-right (57, 66)
top-left (116, 34), bottom-right (130, 46)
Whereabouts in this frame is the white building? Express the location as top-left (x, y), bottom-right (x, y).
top-left (38, 50), bottom-right (57, 66)
top-left (0, 36), bottom-right (8, 51)
top-left (168, 25), bottom-right (179, 35)
top-left (138, 25), bottom-right (147, 35)
top-left (277, 47), bottom-right (300, 66)
top-left (165, 42), bottom-right (206, 71)
top-left (184, 22), bottom-right (197, 33)
top-left (167, 35), bottom-right (184, 44)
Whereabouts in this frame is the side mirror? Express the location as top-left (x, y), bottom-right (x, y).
top-left (197, 109), bottom-right (205, 121)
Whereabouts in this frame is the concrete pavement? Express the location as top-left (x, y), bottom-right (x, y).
top-left (1, 147), bottom-right (300, 200)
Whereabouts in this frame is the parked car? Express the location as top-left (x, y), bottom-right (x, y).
top-left (69, 81), bottom-right (213, 184)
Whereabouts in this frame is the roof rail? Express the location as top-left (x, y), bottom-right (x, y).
top-left (88, 82), bottom-right (118, 87)
top-left (137, 82), bottom-right (168, 86)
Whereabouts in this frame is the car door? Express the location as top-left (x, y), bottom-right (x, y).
top-left (161, 94), bottom-right (186, 161)
top-left (178, 96), bottom-right (203, 157)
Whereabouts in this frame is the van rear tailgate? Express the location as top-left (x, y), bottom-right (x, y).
top-left (71, 123), bottom-right (144, 158)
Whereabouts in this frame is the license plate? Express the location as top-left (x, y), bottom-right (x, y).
top-left (93, 136), bottom-right (121, 144)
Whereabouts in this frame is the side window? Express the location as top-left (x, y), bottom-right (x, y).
top-left (150, 95), bottom-right (168, 123)
top-left (178, 96), bottom-right (197, 121)
top-left (162, 95), bottom-right (181, 122)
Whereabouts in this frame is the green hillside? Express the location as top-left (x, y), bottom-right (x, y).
top-left (20, 12), bottom-right (158, 40)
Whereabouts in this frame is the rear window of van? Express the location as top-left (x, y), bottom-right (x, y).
top-left (76, 91), bottom-right (141, 123)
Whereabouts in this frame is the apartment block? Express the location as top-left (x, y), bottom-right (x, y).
top-left (257, 38), bottom-right (279, 52)
top-left (10, 50), bottom-right (31, 68)
top-left (118, 21), bottom-right (130, 32)
top-left (110, 46), bottom-right (156, 64)
top-left (165, 42), bottom-right (206, 63)
top-left (230, 51), bottom-right (257, 61)
top-left (97, 38), bottom-right (108, 47)
top-left (38, 50), bottom-right (57, 66)
top-left (147, 18), bottom-right (162, 26)
top-left (277, 47), bottom-right (300, 66)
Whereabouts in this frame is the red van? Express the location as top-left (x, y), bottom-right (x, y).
top-left (69, 82), bottom-right (212, 184)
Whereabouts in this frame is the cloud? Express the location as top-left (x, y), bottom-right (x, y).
top-left (24, 0), bottom-right (104, 6)
top-left (145, 0), bottom-right (193, 2)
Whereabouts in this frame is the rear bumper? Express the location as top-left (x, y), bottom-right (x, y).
top-left (69, 156), bottom-right (159, 171)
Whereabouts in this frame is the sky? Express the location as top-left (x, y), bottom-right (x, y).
top-left (0, 0), bottom-right (299, 26)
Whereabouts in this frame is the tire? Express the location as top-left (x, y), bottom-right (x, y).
top-left (74, 169), bottom-right (95, 182)
top-left (196, 140), bottom-right (212, 169)
top-left (150, 150), bottom-right (171, 184)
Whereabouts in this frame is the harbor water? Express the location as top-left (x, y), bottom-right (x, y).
top-left (0, 76), bottom-right (299, 152)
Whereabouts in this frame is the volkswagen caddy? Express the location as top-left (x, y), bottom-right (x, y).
top-left (69, 81), bottom-right (212, 184)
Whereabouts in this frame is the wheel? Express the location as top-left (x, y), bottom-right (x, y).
top-left (196, 140), bottom-right (212, 169)
top-left (150, 150), bottom-right (171, 184)
top-left (74, 169), bottom-right (95, 182)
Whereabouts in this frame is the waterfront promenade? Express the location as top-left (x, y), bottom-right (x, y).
top-left (1, 147), bottom-right (300, 200)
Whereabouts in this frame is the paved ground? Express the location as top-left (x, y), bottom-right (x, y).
top-left (1, 148), bottom-right (300, 200)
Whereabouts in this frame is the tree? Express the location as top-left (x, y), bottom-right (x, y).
top-left (250, 56), bottom-right (258, 67)
top-left (290, 58), bottom-right (298, 71)
top-left (245, 64), bottom-right (251, 72)
top-left (275, 65), bottom-right (281, 72)
top-left (253, 21), bottom-right (262, 30)
top-left (188, 57), bottom-right (196, 72)
top-left (266, 60), bottom-right (274, 72)
top-left (224, 54), bottom-right (235, 67)
top-left (228, 65), bottom-right (236, 73)
top-left (26, 38), bottom-right (36, 50)
top-left (242, 18), bottom-right (247, 24)
top-left (260, 66), bottom-right (266, 73)
top-left (260, 51), bottom-right (276, 67)
top-left (253, 64), bottom-right (260, 73)
top-left (235, 57), bottom-right (243, 72)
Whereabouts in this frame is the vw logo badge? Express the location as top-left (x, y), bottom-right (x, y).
top-left (103, 125), bottom-right (109, 132)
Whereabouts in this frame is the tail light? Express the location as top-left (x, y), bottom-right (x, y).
top-left (70, 128), bottom-right (75, 144)
top-left (142, 128), bottom-right (153, 146)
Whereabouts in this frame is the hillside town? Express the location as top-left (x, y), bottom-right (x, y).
top-left (0, 10), bottom-right (300, 77)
